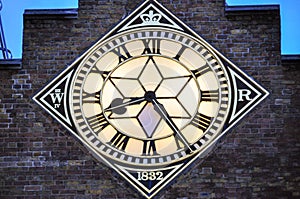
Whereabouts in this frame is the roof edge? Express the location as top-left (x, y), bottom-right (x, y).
top-left (24, 8), bottom-right (78, 19)
top-left (282, 54), bottom-right (300, 61)
top-left (225, 4), bottom-right (280, 13)
top-left (281, 54), bottom-right (300, 69)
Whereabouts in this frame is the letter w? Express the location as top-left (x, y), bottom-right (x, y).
top-left (50, 92), bottom-right (64, 104)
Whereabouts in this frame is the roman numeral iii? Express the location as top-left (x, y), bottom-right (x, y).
top-left (190, 113), bottom-right (212, 132)
top-left (201, 90), bottom-right (219, 102)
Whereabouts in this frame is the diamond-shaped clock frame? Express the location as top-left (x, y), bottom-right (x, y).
top-left (33, 0), bottom-right (269, 198)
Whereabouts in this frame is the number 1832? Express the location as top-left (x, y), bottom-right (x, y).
top-left (137, 171), bottom-right (164, 181)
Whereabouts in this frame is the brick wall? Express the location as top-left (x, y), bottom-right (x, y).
top-left (0, 0), bottom-right (299, 198)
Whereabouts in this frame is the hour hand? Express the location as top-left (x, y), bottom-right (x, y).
top-left (105, 97), bottom-right (145, 115)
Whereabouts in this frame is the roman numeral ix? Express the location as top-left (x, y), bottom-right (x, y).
top-left (87, 113), bottom-right (109, 133)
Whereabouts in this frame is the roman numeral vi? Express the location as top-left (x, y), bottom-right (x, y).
top-left (142, 140), bottom-right (158, 156)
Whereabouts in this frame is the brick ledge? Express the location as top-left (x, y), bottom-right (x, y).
top-left (0, 59), bottom-right (22, 70)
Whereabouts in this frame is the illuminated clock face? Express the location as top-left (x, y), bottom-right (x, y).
top-left (70, 28), bottom-right (230, 166)
top-left (33, 1), bottom-right (269, 198)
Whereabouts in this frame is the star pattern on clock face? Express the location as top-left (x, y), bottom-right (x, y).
top-left (102, 55), bottom-right (198, 142)
top-left (33, 1), bottom-right (269, 198)
top-left (104, 56), bottom-right (197, 137)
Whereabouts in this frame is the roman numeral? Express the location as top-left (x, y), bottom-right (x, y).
top-left (111, 44), bottom-right (132, 64)
top-left (190, 113), bottom-right (212, 132)
top-left (142, 39), bottom-right (161, 55)
top-left (87, 113), bottom-right (109, 133)
top-left (201, 90), bottom-right (219, 102)
top-left (90, 67), bottom-right (110, 79)
top-left (173, 45), bottom-right (188, 60)
top-left (110, 131), bottom-right (130, 151)
top-left (82, 90), bottom-right (101, 104)
top-left (173, 134), bottom-right (183, 150)
top-left (142, 140), bottom-right (158, 156)
top-left (191, 63), bottom-right (211, 77)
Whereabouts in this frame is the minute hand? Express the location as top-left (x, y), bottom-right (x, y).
top-left (151, 98), bottom-right (193, 152)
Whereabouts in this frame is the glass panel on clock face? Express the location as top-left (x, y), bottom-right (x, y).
top-left (138, 103), bottom-right (161, 137)
top-left (95, 52), bottom-right (119, 72)
top-left (197, 72), bottom-right (219, 91)
top-left (110, 79), bottom-right (143, 98)
top-left (181, 124), bottom-right (204, 143)
top-left (108, 57), bottom-right (145, 79)
top-left (156, 77), bottom-right (191, 97)
top-left (138, 59), bottom-right (163, 92)
top-left (160, 40), bottom-right (182, 57)
top-left (199, 101), bottom-right (219, 117)
top-left (155, 136), bottom-right (180, 156)
top-left (83, 73), bottom-right (103, 94)
top-left (177, 48), bottom-right (204, 70)
top-left (153, 56), bottom-right (191, 77)
top-left (125, 40), bottom-right (144, 57)
top-left (83, 103), bottom-right (102, 118)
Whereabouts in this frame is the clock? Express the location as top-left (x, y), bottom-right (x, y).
top-left (33, 0), bottom-right (269, 198)
top-left (70, 28), bottom-right (230, 166)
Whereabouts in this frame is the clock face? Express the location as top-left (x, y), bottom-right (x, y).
top-left (70, 28), bottom-right (230, 166)
top-left (33, 1), bottom-right (269, 198)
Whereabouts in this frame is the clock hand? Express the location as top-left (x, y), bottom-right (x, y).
top-left (150, 97), bottom-right (193, 152)
top-left (105, 97), bottom-right (145, 114)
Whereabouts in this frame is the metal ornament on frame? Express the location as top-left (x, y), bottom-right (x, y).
top-left (33, 0), bottom-right (269, 198)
